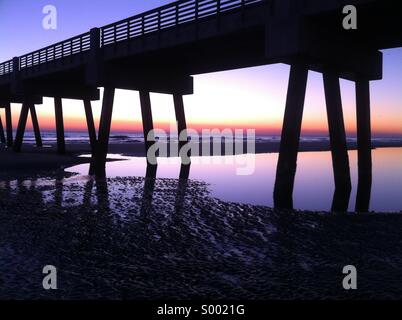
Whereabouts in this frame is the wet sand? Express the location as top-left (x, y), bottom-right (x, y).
top-left (1, 141), bottom-right (402, 299)
top-left (0, 174), bottom-right (401, 299)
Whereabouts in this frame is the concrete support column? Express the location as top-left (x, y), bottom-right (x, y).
top-left (54, 97), bottom-right (65, 154)
top-left (5, 103), bottom-right (13, 147)
top-left (83, 99), bottom-right (97, 154)
top-left (323, 72), bottom-right (352, 212)
top-left (29, 104), bottom-right (42, 147)
top-left (139, 91), bottom-right (155, 162)
top-left (53, 97), bottom-right (65, 153)
top-left (86, 28), bottom-right (102, 86)
top-left (13, 103), bottom-right (30, 152)
top-left (92, 87), bottom-right (115, 177)
top-left (0, 115), bottom-right (5, 144)
top-left (173, 94), bottom-right (190, 155)
top-left (355, 79), bottom-right (372, 212)
top-left (274, 63), bottom-right (308, 209)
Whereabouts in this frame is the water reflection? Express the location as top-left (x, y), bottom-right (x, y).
top-left (0, 148), bottom-right (384, 212)
top-left (331, 185), bottom-right (351, 213)
top-left (64, 148), bottom-right (402, 212)
top-left (141, 164), bottom-right (158, 215)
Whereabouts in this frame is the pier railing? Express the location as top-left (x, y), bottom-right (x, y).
top-left (0, 60), bottom-right (13, 76)
top-left (101, 0), bottom-right (264, 46)
top-left (0, 0), bottom-right (265, 76)
top-left (19, 32), bottom-right (91, 69)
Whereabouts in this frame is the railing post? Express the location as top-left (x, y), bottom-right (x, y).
top-left (90, 27), bottom-right (101, 50)
top-left (85, 28), bottom-right (102, 86)
top-left (127, 20), bottom-right (130, 40)
top-left (11, 57), bottom-right (20, 94)
top-left (12, 57), bottom-right (19, 73)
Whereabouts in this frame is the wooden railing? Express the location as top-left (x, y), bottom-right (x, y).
top-left (101, 0), bottom-right (264, 46)
top-left (0, 60), bottom-right (13, 76)
top-left (19, 32), bottom-right (91, 69)
top-left (0, 0), bottom-right (265, 76)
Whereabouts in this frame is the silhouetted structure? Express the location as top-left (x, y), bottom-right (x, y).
top-left (0, 0), bottom-right (398, 211)
top-left (0, 103), bottom-right (13, 147)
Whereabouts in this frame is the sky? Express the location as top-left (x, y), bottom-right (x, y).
top-left (1, 0), bottom-right (402, 137)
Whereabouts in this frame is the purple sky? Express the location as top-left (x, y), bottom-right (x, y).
top-left (1, 0), bottom-right (402, 137)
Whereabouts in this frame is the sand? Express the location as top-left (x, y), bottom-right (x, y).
top-left (0, 174), bottom-right (401, 299)
top-left (1, 140), bottom-right (402, 299)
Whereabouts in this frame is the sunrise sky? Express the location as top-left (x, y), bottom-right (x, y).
top-left (1, 0), bottom-right (402, 137)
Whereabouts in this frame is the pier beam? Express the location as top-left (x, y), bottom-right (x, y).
top-left (274, 63), bottom-right (308, 209)
top-left (92, 87), bottom-right (115, 177)
top-left (323, 72), bottom-right (352, 212)
top-left (355, 79), bottom-right (372, 212)
top-left (29, 104), bottom-right (42, 147)
top-left (0, 115), bottom-right (5, 144)
top-left (13, 103), bottom-right (30, 152)
top-left (5, 103), bottom-right (13, 147)
top-left (139, 91), bottom-right (156, 164)
top-left (54, 97), bottom-right (65, 154)
top-left (84, 99), bottom-right (97, 153)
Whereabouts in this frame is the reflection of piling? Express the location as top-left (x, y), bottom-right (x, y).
top-left (83, 178), bottom-right (94, 208)
top-left (179, 163), bottom-right (191, 180)
top-left (54, 175), bottom-right (64, 208)
top-left (141, 164), bottom-right (158, 215)
top-left (274, 63), bottom-right (308, 209)
top-left (355, 79), bottom-right (372, 212)
top-left (175, 164), bottom-right (191, 214)
top-left (94, 178), bottom-right (110, 211)
top-left (323, 71), bottom-right (352, 212)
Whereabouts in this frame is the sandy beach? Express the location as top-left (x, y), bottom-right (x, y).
top-left (0, 173), bottom-right (402, 299)
top-left (1, 140), bottom-right (402, 299)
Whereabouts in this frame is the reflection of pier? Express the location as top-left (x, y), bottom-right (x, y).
top-left (1, 0), bottom-right (396, 212)
top-left (0, 162), bottom-right (191, 217)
